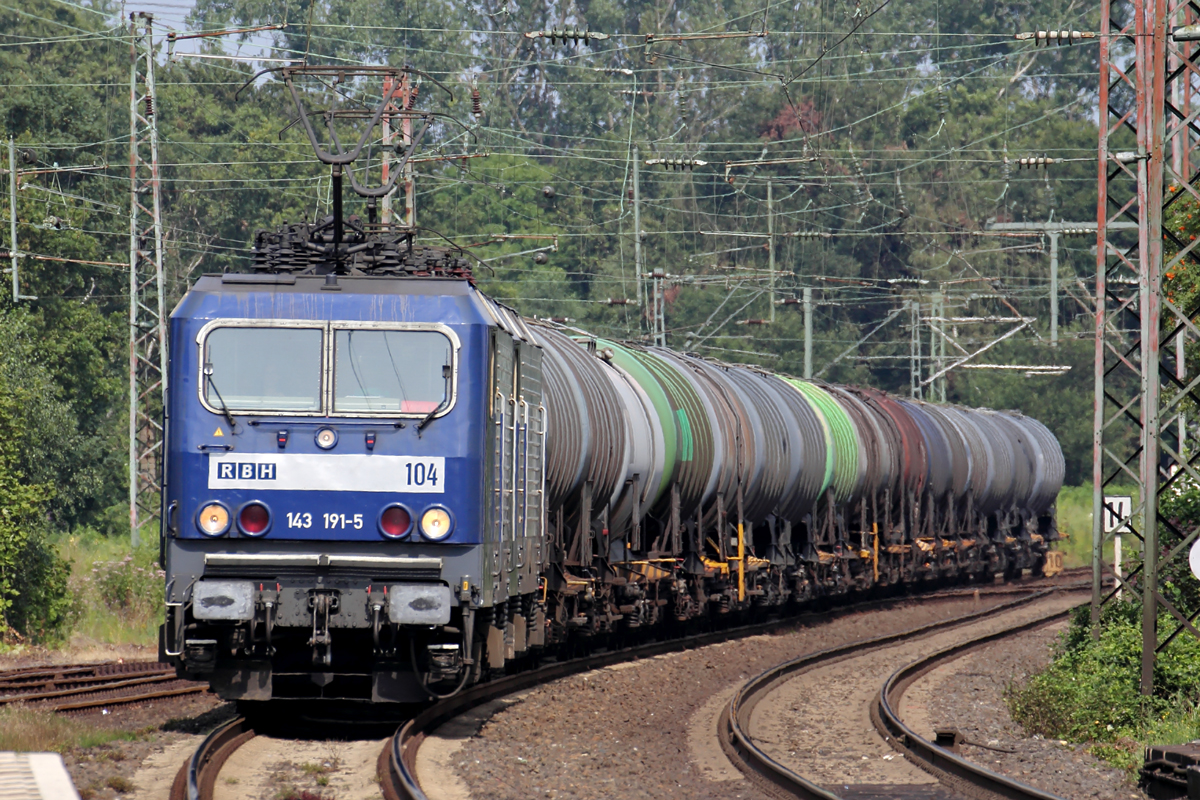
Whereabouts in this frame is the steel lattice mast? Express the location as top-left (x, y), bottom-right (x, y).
top-left (128, 12), bottom-right (167, 549)
top-left (1093, 0), bottom-right (1200, 693)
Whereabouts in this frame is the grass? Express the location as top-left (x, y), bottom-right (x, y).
top-left (1052, 484), bottom-right (1140, 568)
top-left (0, 705), bottom-right (141, 752)
top-left (52, 528), bottom-right (162, 647)
top-left (104, 776), bottom-right (136, 793)
top-left (274, 790), bottom-right (331, 800)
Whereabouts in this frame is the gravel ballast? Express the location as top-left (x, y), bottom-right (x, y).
top-left (443, 593), bottom-right (1019, 800)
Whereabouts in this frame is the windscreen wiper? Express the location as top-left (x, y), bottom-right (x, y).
top-left (415, 364), bottom-right (452, 434)
top-left (204, 364), bottom-right (238, 432)
top-left (416, 399), bottom-right (447, 433)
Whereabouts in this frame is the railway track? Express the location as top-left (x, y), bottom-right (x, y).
top-left (721, 588), bottom-right (1083, 800)
top-left (872, 616), bottom-right (1072, 800)
top-left (0, 660), bottom-right (207, 712)
top-left (165, 573), bottom-right (1091, 800)
top-left (379, 578), bottom-right (1088, 800)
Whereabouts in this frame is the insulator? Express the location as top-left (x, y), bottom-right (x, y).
top-left (542, 185), bottom-right (556, 199)
top-left (935, 83), bottom-right (948, 116)
top-left (145, 95), bottom-right (154, 117)
top-left (665, 158), bottom-right (689, 171)
top-left (1015, 156), bottom-right (1061, 169)
top-left (527, 28), bottom-right (610, 44)
top-left (1060, 228), bottom-right (1092, 236)
top-left (1174, 24), bottom-right (1200, 42)
top-left (406, 84), bottom-right (419, 110)
top-left (738, 318), bottom-right (770, 326)
top-left (792, 230), bottom-right (831, 239)
top-left (645, 157), bottom-right (706, 170)
top-left (547, 316), bottom-right (572, 323)
top-left (534, 252), bottom-right (549, 264)
top-left (471, 87), bottom-right (483, 117)
top-left (1002, 155), bottom-right (1013, 183)
top-left (1014, 29), bottom-right (1095, 45)
top-left (776, 297), bottom-right (802, 305)
top-left (606, 298), bottom-right (633, 305)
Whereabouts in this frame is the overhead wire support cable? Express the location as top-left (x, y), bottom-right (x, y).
top-left (165, 22), bottom-right (289, 60)
top-left (724, 156), bottom-right (818, 183)
top-left (644, 27), bottom-right (768, 44)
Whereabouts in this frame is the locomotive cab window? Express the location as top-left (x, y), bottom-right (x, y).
top-left (334, 329), bottom-right (453, 415)
top-left (203, 327), bottom-right (323, 412)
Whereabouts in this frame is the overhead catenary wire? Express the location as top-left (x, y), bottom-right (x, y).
top-left (2, 0), bottom-right (1091, 363)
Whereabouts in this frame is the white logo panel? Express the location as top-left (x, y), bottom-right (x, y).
top-left (207, 453), bottom-right (445, 493)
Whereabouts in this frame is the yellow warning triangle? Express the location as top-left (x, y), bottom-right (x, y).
top-left (213, 427), bottom-right (225, 437)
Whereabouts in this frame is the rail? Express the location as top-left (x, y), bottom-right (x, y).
top-left (168, 716), bottom-right (255, 800)
top-left (872, 607), bottom-right (1076, 800)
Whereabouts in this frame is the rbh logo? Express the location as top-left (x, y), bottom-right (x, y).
top-left (216, 462), bottom-right (277, 481)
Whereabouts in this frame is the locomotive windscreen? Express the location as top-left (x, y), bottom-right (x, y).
top-left (204, 326), bottom-right (324, 412)
top-left (333, 329), bottom-right (451, 414)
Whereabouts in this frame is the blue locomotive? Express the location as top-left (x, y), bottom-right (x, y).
top-left (159, 66), bottom-right (1065, 703)
top-left (160, 261), bottom-right (549, 701)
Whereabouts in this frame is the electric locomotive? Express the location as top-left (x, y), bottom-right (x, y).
top-left (160, 247), bottom-right (542, 701)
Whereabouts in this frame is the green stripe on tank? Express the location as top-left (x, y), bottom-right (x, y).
top-left (676, 409), bottom-right (694, 461)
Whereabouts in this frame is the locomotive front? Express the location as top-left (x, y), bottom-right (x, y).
top-left (160, 274), bottom-right (503, 702)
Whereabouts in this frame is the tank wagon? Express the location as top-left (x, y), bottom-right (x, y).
top-left (158, 223), bottom-right (1064, 704)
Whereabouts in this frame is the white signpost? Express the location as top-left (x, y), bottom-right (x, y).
top-left (1104, 495), bottom-right (1132, 599)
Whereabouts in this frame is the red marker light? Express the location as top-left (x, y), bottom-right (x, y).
top-left (239, 503), bottom-right (270, 535)
top-left (379, 505), bottom-right (412, 538)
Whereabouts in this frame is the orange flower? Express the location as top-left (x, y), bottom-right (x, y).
top-left (1168, 272), bottom-right (1176, 279)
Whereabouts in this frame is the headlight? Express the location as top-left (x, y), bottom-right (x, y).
top-left (315, 427), bottom-right (338, 450)
top-left (197, 502), bottom-right (231, 536)
top-left (419, 506), bottom-right (454, 541)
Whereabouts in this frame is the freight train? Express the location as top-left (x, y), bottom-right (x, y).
top-left (158, 221), bottom-right (1065, 703)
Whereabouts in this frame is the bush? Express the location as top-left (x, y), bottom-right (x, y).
top-left (58, 530), bottom-right (163, 646)
top-left (1007, 603), bottom-right (1200, 771)
top-left (0, 387), bottom-right (68, 645)
top-left (87, 551), bottom-right (165, 618)
top-left (5, 532), bottom-right (73, 646)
